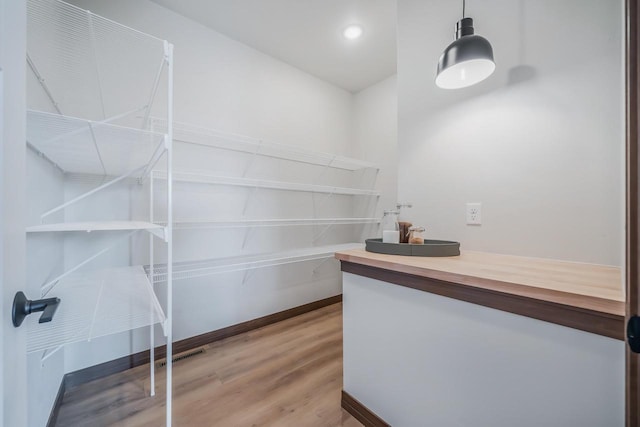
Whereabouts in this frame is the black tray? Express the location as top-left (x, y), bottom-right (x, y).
top-left (365, 238), bottom-right (460, 257)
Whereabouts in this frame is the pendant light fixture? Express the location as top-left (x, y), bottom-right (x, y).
top-left (435, 0), bottom-right (495, 89)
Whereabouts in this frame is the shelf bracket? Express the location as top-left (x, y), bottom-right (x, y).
top-left (41, 230), bottom-right (138, 296)
top-left (148, 227), bottom-right (166, 242)
top-left (242, 141), bottom-right (263, 178)
top-left (311, 257), bottom-right (332, 275)
top-left (27, 53), bottom-right (62, 115)
top-left (141, 53), bottom-right (167, 130)
top-left (161, 319), bottom-right (169, 337)
top-left (27, 142), bottom-right (64, 174)
top-left (312, 223), bottom-right (334, 243)
top-left (41, 165), bottom-right (146, 222)
top-left (317, 190), bottom-right (335, 210)
top-left (87, 122), bottom-right (108, 176)
top-left (313, 155), bottom-right (336, 184)
top-left (242, 267), bottom-right (257, 285)
top-left (242, 186), bottom-right (259, 216)
top-left (353, 166), bottom-right (380, 194)
top-left (41, 345), bottom-right (64, 366)
top-left (241, 226), bottom-right (256, 249)
top-left (138, 140), bottom-right (168, 184)
top-left (87, 277), bottom-right (107, 342)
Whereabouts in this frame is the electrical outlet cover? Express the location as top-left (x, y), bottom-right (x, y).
top-left (466, 203), bottom-right (482, 225)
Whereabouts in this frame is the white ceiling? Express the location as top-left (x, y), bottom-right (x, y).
top-left (151, 0), bottom-right (397, 93)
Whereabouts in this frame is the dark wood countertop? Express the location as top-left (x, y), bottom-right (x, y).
top-left (335, 248), bottom-right (625, 340)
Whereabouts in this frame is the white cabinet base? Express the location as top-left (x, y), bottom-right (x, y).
top-left (343, 272), bottom-right (624, 427)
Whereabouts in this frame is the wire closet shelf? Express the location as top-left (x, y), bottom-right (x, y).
top-left (26, 266), bottom-right (166, 354)
top-left (158, 170), bottom-right (381, 197)
top-left (152, 118), bottom-right (379, 171)
top-left (26, 110), bottom-right (166, 178)
top-left (169, 218), bottom-right (380, 229)
top-left (148, 243), bottom-right (363, 283)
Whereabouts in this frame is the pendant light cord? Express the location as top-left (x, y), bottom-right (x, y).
top-left (462, 0), bottom-right (466, 18)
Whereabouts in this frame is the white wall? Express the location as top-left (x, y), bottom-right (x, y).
top-left (343, 272), bottom-right (625, 426)
top-left (353, 75), bottom-right (398, 220)
top-left (398, 0), bottom-right (624, 265)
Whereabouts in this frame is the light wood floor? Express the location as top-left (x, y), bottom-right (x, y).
top-left (56, 303), bottom-right (361, 427)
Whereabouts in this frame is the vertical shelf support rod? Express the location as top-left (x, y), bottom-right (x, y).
top-left (149, 170), bottom-right (156, 396)
top-left (165, 41), bottom-right (174, 427)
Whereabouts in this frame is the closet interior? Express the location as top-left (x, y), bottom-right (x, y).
top-left (24, 0), bottom-right (381, 424)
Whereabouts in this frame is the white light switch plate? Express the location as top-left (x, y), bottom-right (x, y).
top-left (466, 203), bottom-right (482, 225)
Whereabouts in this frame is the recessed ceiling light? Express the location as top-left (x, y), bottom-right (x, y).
top-left (343, 25), bottom-right (363, 40)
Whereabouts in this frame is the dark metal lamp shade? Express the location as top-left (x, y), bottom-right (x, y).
top-left (436, 17), bottom-right (495, 89)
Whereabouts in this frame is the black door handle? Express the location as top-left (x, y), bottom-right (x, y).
top-left (628, 315), bottom-right (640, 353)
top-left (12, 291), bottom-right (60, 327)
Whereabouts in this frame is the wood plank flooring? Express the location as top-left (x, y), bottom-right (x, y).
top-left (55, 303), bottom-right (361, 427)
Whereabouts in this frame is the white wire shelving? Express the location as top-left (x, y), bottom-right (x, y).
top-left (27, 110), bottom-right (166, 178)
top-left (152, 118), bottom-right (378, 171)
top-left (27, 0), bottom-right (166, 123)
top-left (148, 243), bottom-right (363, 283)
top-left (26, 221), bottom-right (166, 239)
top-left (170, 217), bottom-right (380, 229)
top-left (27, 266), bottom-right (166, 354)
top-left (160, 171), bottom-right (380, 197)
top-left (26, 0), bottom-right (174, 424)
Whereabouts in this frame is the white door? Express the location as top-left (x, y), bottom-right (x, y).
top-left (1, 0), bottom-right (28, 426)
